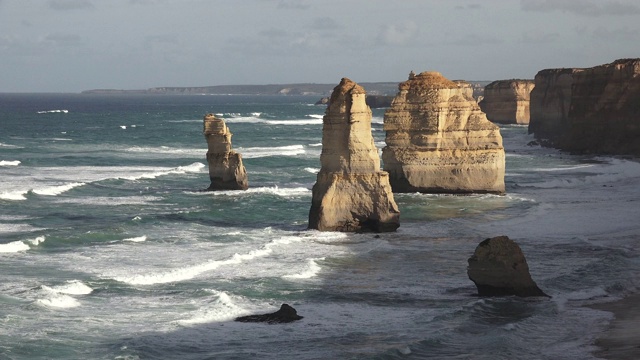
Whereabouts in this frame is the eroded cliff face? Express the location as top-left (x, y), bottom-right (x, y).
top-left (528, 68), bottom-right (582, 142)
top-left (529, 59), bottom-right (640, 155)
top-left (565, 59), bottom-right (640, 155)
top-left (203, 114), bottom-right (249, 190)
top-left (382, 72), bottom-right (506, 194)
top-left (309, 78), bottom-right (400, 232)
top-left (479, 80), bottom-right (535, 124)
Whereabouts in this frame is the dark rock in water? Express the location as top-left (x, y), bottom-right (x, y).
top-left (234, 304), bottom-right (303, 324)
top-left (467, 236), bottom-right (549, 298)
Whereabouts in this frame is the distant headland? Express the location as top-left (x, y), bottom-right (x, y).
top-left (81, 81), bottom-right (490, 97)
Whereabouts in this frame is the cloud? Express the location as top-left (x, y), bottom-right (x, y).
top-left (376, 21), bottom-right (418, 46)
top-left (450, 34), bottom-right (502, 46)
top-left (259, 28), bottom-right (289, 38)
top-left (521, 0), bottom-right (640, 17)
top-left (309, 17), bottom-right (340, 30)
top-left (277, 0), bottom-right (310, 10)
top-left (455, 3), bottom-right (482, 10)
top-left (48, 0), bottom-right (94, 10)
top-left (43, 34), bottom-right (84, 46)
top-left (591, 26), bottom-right (640, 41)
top-left (521, 32), bottom-right (560, 44)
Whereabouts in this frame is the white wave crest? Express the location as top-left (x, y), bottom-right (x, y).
top-left (114, 236), bottom-right (303, 285)
top-left (122, 162), bottom-right (205, 181)
top-left (37, 109), bottom-right (68, 114)
top-left (0, 142), bottom-right (22, 148)
top-left (308, 143), bottom-right (322, 147)
top-left (307, 114), bottom-right (324, 119)
top-left (123, 236), bottom-right (148, 243)
top-left (0, 160), bottom-right (21, 166)
top-left (211, 186), bottom-right (310, 197)
top-left (32, 182), bottom-right (85, 196)
top-left (37, 294), bottom-right (80, 308)
top-left (283, 257), bottom-right (324, 279)
top-left (304, 167), bottom-right (320, 174)
top-left (43, 280), bottom-right (93, 295)
top-left (240, 145), bottom-right (305, 158)
top-left (0, 190), bottom-right (28, 201)
top-left (0, 236), bottom-right (45, 253)
top-left (264, 119), bottom-right (322, 125)
top-left (178, 290), bottom-right (251, 325)
top-left (0, 240), bottom-right (30, 253)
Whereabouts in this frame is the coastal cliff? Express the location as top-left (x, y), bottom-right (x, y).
top-left (479, 80), bottom-right (535, 124)
top-left (529, 59), bottom-right (640, 155)
top-left (528, 68), bottom-right (582, 142)
top-left (382, 72), bottom-right (506, 194)
top-left (308, 78), bottom-right (400, 232)
top-left (203, 114), bottom-right (249, 190)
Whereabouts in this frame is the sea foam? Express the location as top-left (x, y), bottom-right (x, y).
top-left (32, 182), bottom-right (86, 196)
top-left (0, 236), bottom-right (45, 253)
top-left (0, 160), bottom-right (21, 166)
top-left (239, 144), bottom-right (306, 158)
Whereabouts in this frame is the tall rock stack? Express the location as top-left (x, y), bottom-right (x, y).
top-left (479, 80), bottom-right (535, 124)
top-left (382, 72), bottom-right (506, 194)
top-left (203, 113), bottom-right (248, 190)
top-left (309, 78), bottom-right (400, 232)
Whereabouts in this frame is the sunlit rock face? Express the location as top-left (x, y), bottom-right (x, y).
top-left (382, 71), bottom-right (505, 194)
top-left (203, 114), bottom-right (248, 190)
top-left (309, 78), bottom-right (400, 232)
top-left (529, 58), bottom-right (640, 156)
top-left (479, 80), bottom-right (535, 125)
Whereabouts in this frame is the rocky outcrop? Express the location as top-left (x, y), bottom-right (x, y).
top-left (316, 95), bottom-right (395, 108)
top-left (529, 59), bottom-right (640, 155)
top-left (467, 236), bottom-right (548, 297)
top-left (235, 304), bottom-right (303, 324)
top-left (479, 80), bottom-right (535, 124)
top-left (528, 68), bottom-right (582, 142)
top-left (382, 72), bottom-right (506, 194)
top-left (203, 114), bottom-right (248, 190)
top-left (309, 78), bottom-right (400, 232)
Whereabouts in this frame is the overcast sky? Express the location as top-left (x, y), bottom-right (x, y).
top-left (1, 0), bottom-right (639, 92)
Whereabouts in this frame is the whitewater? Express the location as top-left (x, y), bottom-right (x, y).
top-left (1, 93), bottom-right (639, 359)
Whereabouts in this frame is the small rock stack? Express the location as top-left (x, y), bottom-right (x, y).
top-left (203, 113), bottom-right (248, 191)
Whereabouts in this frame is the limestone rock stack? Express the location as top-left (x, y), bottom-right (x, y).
top-left (467, 236), bottom-right (548, 298)
top-left (309, 78), bottom-right (400, 232)
top-left (529, 59), bottom-right (640, 155)
top-left (382, 72), bottom-right (505, 194)
top-left (479, 80), bottom-right (535, 124)
top-left (203, 113), bottom-right (248, 190)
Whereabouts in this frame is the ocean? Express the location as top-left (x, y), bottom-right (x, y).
top-left (1, 93), bottom-right (639, 360)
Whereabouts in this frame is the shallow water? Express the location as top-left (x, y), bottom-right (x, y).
top-left (1, 94), bottom-right (639, 359)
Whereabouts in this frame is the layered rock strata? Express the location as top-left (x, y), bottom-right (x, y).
top-left (479, 80), bottom-right (535, 124)
top-left (528, 68), bottom-right (582, 142)
top-left (382, 72), bottom-right (506, 194)
top-left (467, 236), bottom-right (548, 297)
top-left (530, 59), bottom-right (640, 155)
top-left (203, 113), bottom-right (248, 190)
top-left (309, 78), bottom-right (400, 232)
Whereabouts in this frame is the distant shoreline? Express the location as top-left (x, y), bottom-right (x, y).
top-left (589, 293), bottom-right (640, 359)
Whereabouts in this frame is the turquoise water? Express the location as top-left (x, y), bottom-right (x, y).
top-left (1, 94), bottom-right (639, 359)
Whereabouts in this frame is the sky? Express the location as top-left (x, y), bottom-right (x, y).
top-left (0, 0), bottom-right (639, 93)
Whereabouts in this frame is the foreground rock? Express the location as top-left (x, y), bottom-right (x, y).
top-left (467, 236), bottom-right (548, 297)
top-left (382, 72), bottom-right (506, 194)
top-left (529, 58), bottom-right (640, 156)
top-left (309, 78), bottom-right (400, 232)
top-left (203, 113), bottom-right (248, 190)
top-left (235, 304), bottom-right (303, 324)
top-left (479, 80), bottom-right (534, 124)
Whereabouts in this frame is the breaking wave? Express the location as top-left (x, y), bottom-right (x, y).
top-left (0, 160), bottom-right (21, 166)
top-left (0, 236), bottom-right (46, 253)
top-left (37, 109), bottom-right (68, 114)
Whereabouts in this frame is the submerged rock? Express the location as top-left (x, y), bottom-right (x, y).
top-left (203, 113), bottom-right (248, 190)
top-left (309, 78), bottom-right (400, 232)
top-left (479, 79), bottom-right (535, 125)
top-left (235, 304), bottom-right (303, 324)
top-left (382, 71), bottom-right (505, 194)
top-left (467, 236), bottom-right (548, 297)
